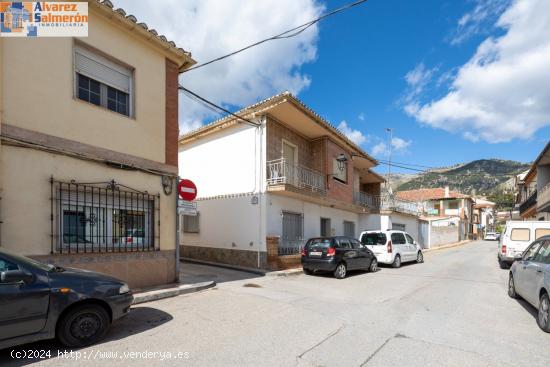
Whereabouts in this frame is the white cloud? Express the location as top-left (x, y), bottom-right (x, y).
top-left (403, 63), bottom-right (437, 103)
top-left (358, 112), bottom-right (366, 121)
top-left (370, 137), bottom-right (412, 157)
top-left (337, 120), bottom-right (368, 145)
top-left (405, 0), bottom-right (550, 143)
top-left (449, 0), bottom-right (510, 45)
top-left (113, 0), bottom-right (324, 130)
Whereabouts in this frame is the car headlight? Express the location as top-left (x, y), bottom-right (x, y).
top-left (119, 283), bottom-right (130, 294)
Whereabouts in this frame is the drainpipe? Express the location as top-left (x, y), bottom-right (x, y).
top-left (175, 176), bottom-right (180, 282)
top-left (257, 117), bottom-right (265, 268)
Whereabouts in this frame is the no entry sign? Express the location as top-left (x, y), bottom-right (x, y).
top-left (178, 179), bottom-right (197, 201)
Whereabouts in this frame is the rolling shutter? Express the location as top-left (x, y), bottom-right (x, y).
top-left (75, 46), bottom-right (131, 93)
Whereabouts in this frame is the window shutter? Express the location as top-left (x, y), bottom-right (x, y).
top-left (75, 47), bottom-right (131, 93)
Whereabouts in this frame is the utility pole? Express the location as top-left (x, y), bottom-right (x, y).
top-left (386, 128), bottom-right (393, 195)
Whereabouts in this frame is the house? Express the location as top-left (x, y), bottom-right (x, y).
top-left (178, 92), bottom-right (385, 269)
top-left (0, 0), bottom-right (196, 288)
top-left (518, 141), bottom-right (550, 221)
top-left (472, 198), bottom-right (496, 238)
top-left (395, 187), bottom-right (474, 240)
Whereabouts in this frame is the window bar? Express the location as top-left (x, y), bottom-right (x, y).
top-left (67, 182), bottom-right (71, 254)
top-left (104, 186), bottom-right (108, 252)
top-left (50, 177), bottom-right (54, 255)
top-left (129, 190), bottom-right (133, 253)
top-left (139, 192), bottom-right (144, 252)
top-left (111, 183), bottom-right (115, 253)
top-left (83, 183), bottom-right (87, 253)
top-left (76, 182), bottom-right (80, 254)
top-left (58, 182), bottom-right (62, 254)
top-left (117, 184), bottom-right (121, 252)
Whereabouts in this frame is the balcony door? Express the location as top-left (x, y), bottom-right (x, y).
top-left (282, 140), bottom-right (298, 186)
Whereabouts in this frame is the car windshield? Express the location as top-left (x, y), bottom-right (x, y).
top-left (361, 232), bottom-right (387, 245)
top-left (306, 238), bottom-right (332, 250)
top-left (0, 248), bottom-right (55, 272)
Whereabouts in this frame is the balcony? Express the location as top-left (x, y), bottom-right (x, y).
top-left (538, 183), bottom-right (550, 212)
top-left (519, 190), bottom-right (537, 215)
top-left (266, 158), bottom-right (326, 195)
top-left (381, 195), bottom-right (419, 216)
top-left (354, 191), bottom-right (380, 210)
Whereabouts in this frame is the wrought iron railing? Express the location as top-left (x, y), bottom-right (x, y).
top-left (538, 183), bottom-right (550, 211)
top-left (519, 189), bottom-right (537, 215)
top-left (381, 195), bottom-right (419, 216)
top-left (50, 178), bottom-right (160, 254)
top-left (266, 158), bottom-right (326, 194)
top-left (353, 191), bottom-right (380, 210)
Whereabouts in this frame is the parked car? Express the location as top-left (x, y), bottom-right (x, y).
top-left (484, 232), bottom-right (498, 241)
top-left (508, 236), bottom-right (550, 332)
top-left (0, 248), bottom-right (133, 350)
top-left (498, 221), bottom-right (550, 269)
top-left (122, 228), bottom-right (145, 246)
top-left (359, 230), bottom-right (423, 268)
top-left (301, 236), bottom-right (378, 279)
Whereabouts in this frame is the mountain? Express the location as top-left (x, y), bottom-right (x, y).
top-left (395, 159), bottom-right (531, 196)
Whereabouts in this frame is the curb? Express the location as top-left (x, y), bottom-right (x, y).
top-left (423, 240), bottom-right (471, 254)
top-left (266, 268), bottom-right (303, 277)
top-left (133, 281), bottom-right (216, 305)
top-left (181, 257), bottom-right (267, 276)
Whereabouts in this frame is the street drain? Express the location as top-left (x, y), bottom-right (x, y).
top-left (243, 283), bottom-right (262, 288)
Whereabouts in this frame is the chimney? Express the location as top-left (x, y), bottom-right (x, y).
top-left (444, 186), bottom-right (450, 198)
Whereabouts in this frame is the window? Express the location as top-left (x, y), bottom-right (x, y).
top-left (524, 241), bottom-right (542, 261)
top-left (391, 232), bottom-right (407, 244)
top-left (393, 223), bottom-right (406, 232)
top-left (405, 233), bottom-right (415, 244)
top-left (510, 228), bottom-right (530, 241)
top-left (535, 228), bottom-right (550, 239)
top-left (74, 44), bottom-right (133, 117)
top-left (332, 158), bottom-right (347, 183)
top-left (361, 232), bottom-right (387, 246)
top-left (338, 239), bottom-right (352, 249)
top-left (0, 258), bottom-right (19, 272)
top-left (343, 221), bottom-right (355, 237)
top-left (533, 241), bottom-right (550, 263)
top-left (183, 214), bottom-right (200, 233)
top-left (320, 218), bottom-right (331, 237)
top-left (449, 201), bottom-right (459, 210)
top-left (351, 239), bottom-right (363, 249)
top-left (281, 211), bottom-right (303, 255)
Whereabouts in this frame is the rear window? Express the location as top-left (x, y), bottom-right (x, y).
top-left (361, 232), bottom-right (387, 245)
top-left (535, 228), bottom-right (550, 239)
top-left (306, 238), bottom-right (332, 250)
top-left (391, 233), bottom-right (407, 244)
top-left (510, 228), bottom-right (530, 241)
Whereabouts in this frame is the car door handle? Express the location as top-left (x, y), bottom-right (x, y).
top-left (537, 269), bottom-right (543, 274)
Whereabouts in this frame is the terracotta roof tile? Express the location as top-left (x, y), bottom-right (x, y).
top-left (395, 188), bottom-right (470, 202)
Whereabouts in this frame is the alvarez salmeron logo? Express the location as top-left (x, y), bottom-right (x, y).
top-left (0, 2), bottom-right (88, 37)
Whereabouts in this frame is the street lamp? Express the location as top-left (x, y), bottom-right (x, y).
top-left (385, 128), bottom-right (393, 194)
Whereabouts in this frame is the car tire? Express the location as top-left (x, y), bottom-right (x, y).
top-left (303, 268), bottom-right (313, 275)
top-left (334, 263), bottom-right (347, 279)
top-left (416, 251), bottom-right (424, 263)
top-left (538, 293), bottom-right (550, 333)
top-left (508, 274), bottom-right (519, 299)
top-left (392, 254), bottom-right (401, 268)
top-left (499, 259), bottom-right (509, 269)
top-left (57, 304), bottom-right (111, 348)
top-left (368, 258), bottom-right (378, 273)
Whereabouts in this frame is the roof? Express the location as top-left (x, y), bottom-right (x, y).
top-left (474, 198), bottom-right (496, 208)
top-left (395, 188), bottom-right (471, 202)
top-left (90, 0), bottom-right (196, 71)
top-left (179, 91), bottom-right (377, 164)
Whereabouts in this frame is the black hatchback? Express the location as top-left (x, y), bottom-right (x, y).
top-left (0, 248), bottom-right (134, 350)
top-left (301, 236), bottom-right (378, 279)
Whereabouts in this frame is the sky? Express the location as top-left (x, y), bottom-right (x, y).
top-left (115, 0), bottom-right (550, 174)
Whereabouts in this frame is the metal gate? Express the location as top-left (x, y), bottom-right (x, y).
top-left (281, 211), bottom-right (303, 255)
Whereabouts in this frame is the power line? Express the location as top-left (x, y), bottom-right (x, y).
top-left (375, 161), bottom-right (519, 178)
top-left (182, 0), bottom-right (369, 73)
top-left (178, 85), bottom-right (260, 127)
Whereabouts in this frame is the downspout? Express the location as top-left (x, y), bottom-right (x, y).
top-left (257, 116), bottom-right (265, 268)
top-left (175, 176), bottom-right (180, 282)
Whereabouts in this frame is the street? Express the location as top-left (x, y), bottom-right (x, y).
top-left (2, 240), bottom-right (550, 367)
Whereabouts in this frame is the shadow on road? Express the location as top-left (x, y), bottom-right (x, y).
top-left (516, 298), bottom-right (539, 320)
top-left (0, 306), bottom-right (172, 366)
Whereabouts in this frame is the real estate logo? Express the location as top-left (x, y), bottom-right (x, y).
top-left (0, 2), bottom-right (88, 37)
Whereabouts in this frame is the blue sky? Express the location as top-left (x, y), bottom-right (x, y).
top-left (117, 0), bottom-right (550, 173)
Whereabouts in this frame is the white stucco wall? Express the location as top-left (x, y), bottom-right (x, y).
top-left (179, 123), bottom-right (264, 198)
top-left (388, 213), bottom-right (420, 241)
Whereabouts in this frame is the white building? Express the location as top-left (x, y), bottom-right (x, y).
top-left (178, 92), bottom-right (386, 269)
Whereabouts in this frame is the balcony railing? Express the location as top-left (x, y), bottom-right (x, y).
top-left (354, 191), bottom-right (380, 210)
top-left (538, 183), bottom-right (550, 211)
top-left (519, 189), bottom-right (537, 214)
top-left (266, 158), bottom-right (326, 195)
top-left (381, 195), bottom-right (419, 216)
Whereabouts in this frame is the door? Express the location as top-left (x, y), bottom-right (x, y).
top-left (281, 211), bottom-right (303, 255)
top-left (390, 232), bottom-right (408, 261)
top-left (405, 233), bottom-right (418, 260)
top-left (523, 240), bottom-right (550, 304)
top-left (351, 238), bottom-right (371, 269)
top-left (337, 238), bottom-right (358, 269)
top-left (282, 141), bottom-right (297, 186)
top-left (0, 256), bottom-right (50, 340)
top-left (320, 218), bottom-right (331, 237)
top-left (343, 221), bottom-right (355, 238)
top-left (515, 240), bottom-right (542, 300)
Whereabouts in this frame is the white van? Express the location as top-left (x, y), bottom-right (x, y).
top-left (359, 230), bottom-right (423, 268)
top-left (498, 221), bottom-right (550, 268)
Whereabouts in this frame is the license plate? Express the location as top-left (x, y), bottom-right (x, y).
top-left (309, 251), bottom-right (322, 256)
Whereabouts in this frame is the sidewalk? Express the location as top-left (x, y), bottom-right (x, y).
top-left (133, 280), bottom-right (215, 304)
top-left (181, 257), bottom-right (304, 277)
top-left (423, 240), bottom-right (471, 253)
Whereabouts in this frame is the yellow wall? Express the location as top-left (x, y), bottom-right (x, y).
top-left (1, 145), bottom-right (176, 255)
top-left (2, 7), bottom-right (166, 163)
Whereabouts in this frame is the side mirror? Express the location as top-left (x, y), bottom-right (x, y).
top-left (513, 254), bottom-right (523, 261)
top-left (0, 270), bottom-right (33, 284)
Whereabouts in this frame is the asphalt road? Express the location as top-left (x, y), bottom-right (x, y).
top-left (2, 240), bottom-right (550, 366)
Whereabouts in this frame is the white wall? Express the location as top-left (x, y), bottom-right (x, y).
top-left (389, 213), bottom-right (420, 242)
top-left (179, 123), bottom-right (263, 198)
top-left (181, 193), bottom-right (266, 252)
top-left (266, 194), bottom-right (365, 239)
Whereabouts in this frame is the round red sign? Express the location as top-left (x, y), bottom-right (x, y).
top-left (178, 179), bottom-right (197, 201)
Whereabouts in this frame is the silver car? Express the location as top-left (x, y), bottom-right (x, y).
top-left (508, 235), bottom-right (550, 332)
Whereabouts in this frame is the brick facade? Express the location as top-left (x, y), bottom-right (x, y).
top-left (266, 117), bottom-right (314, 169)
top-left (165, 59), bottom-right (179, 167)
top-left (325, 139), bottom-right (353, 203)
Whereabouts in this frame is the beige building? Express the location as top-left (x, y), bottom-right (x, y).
top-left (0, 0), bottom-right (195, 288)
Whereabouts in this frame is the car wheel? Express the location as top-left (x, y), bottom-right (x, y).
top-left (57, 304), bottom-right (111, 348)
top-left (508, 274), bottom-right (518, 299)
top-left (538, 293), bottom-right (550, 333)
top-left (303, 268), bottom-right (313, 275)
top-left (334, 263), bottom-right (347, 279)
top-left (368, 258), bottom-right (378, 272)
top-left (392, 254), bottom-right (401, 268)
top-left (416, 251), bottom-right (424, 263)
top-left (499, 259), bottom-right (509, 269)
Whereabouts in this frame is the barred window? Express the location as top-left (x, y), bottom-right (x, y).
top-left (183, 214), bottom-right (200, 233)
